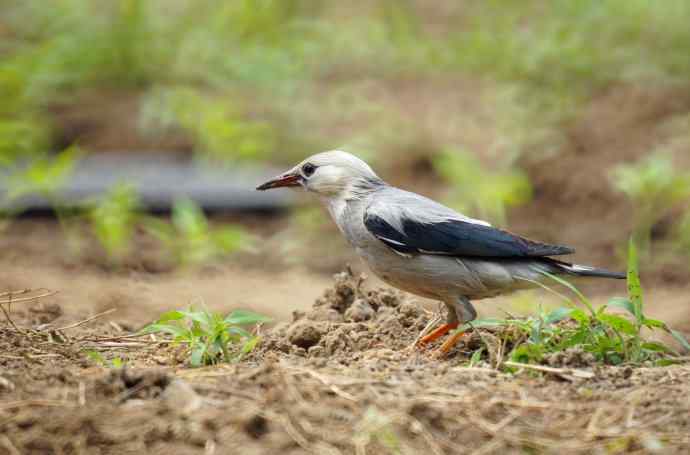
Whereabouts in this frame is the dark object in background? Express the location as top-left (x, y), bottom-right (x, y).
top-left (0, 153), bottom-right (293, 213)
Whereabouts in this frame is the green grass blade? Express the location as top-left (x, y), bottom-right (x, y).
top-left (544, 307), bottom-right (574, 325)
top-left (541, 271), bottom-right (595, 316)
top-left (468, 347), bottom-right (484, 367)
top-left (227, 326), bottom-right (253, 338)
top-left (156, 310), bottom-right (185, 323)
top-left (670, 329), bottom-right (690, 351)
top-left (140, 323), bottom-right (188, 338)
top-left (515, 276), bottom-right (577, 308)
top-left (458, 318), bottom-right (507, 332)
top-left (627, 238), bottom-right (644, 325)
top-left (606, 297), bottom-right (635, 316)
top-left (598, 313), bottom-right (637, 336)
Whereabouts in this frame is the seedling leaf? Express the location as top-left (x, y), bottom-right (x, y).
top-left (670, 329), bottom-right (690, 351)
top-left (224, 309), bottom-right (272, 326)
top-left (598, 314), bottom-right (637, 336)
top-left (544, 307), bottom-right (573, 325)
top-left (606, 298), bottom-right (635, 316)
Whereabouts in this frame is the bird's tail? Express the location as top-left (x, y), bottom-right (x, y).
top-left (543, 258), bottom-right (626, 280)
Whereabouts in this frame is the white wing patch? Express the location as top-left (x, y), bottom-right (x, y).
top-left (376, 236), bottom-right (406, 246)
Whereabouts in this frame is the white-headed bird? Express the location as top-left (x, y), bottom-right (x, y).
top-left (257, 151), bottom-right (624, 354)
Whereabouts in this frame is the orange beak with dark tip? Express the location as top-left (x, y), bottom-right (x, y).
top-left (256, 171), bottom-right (302, 191)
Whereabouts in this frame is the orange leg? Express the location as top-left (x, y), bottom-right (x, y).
top-left (438, 329), bottom-right (469, 355)
top-left (418, 322), bottom-right (459, 344)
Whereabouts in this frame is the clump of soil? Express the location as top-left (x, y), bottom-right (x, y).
top-left (255, 269), bottom-right (434, 360)
top-left (95, 368), bottom-right (171, 401)
top-left (543, 347), bottom-right (598, 368)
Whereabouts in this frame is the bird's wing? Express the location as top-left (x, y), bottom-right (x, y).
top-left (363, 189), bottom-right (574, 258)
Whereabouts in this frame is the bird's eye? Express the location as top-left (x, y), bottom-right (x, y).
top-left (302, 163), bottom-right (316, 177)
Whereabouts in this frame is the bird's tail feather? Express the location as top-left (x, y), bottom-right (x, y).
top-left (544, 258), bottom-right (626, 280)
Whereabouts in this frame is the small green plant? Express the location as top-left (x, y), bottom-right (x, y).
top-left (433, 149), bottom-right (532, 224)
top-left (86, 351), bottom-right (126, 369)
top-left (3, 147), bottom-right (82, 236)
top-left (88, 183), bottom-right (141, 264)
top-left (5, 147), bottom-right (81, 205)
top-left (143, 306), bottom-right (270, 367)
top-left (144, 198), bottom-right (251, 266)
top-left (462, 239), bottom-right (689, 367)
top-left (354, 407), bottom-right (401, 455)
top-left (611, 153), bottom-right (690, 254)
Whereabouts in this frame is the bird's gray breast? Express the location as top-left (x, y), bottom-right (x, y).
top-left (330, 196), bottom-right (446, 298)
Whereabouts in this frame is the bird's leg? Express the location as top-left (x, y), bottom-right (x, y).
top-left (435, 297), bottom-right (477, 356)
top-left (438, 329), bottom-right (469, 354)
top-left (418, 302), bottom-right (458, 345)
top-left (419, 322), bottom-right (458, 344)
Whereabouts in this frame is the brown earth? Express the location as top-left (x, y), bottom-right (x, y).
top-left (1, 272), bottom-right (689, 455)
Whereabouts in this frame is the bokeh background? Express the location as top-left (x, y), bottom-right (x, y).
top-left (1, 0), bottom-right (689, 334)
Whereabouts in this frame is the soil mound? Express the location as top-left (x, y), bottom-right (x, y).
top-left (255, 269), bottom-right (435, 360)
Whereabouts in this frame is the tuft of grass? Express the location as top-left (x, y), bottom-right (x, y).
top-left (88, 183), bottom-right (141, 265)
top-left (143, 198), bottom-right (251, 266)
top-left (433, 149), bottom-right (532, 225)
top-left (611, 153), bottom-right (690, 254)
top-left (462, 239), bottom-right (689, 367)
top-left (143, 306), bottom-right (270, 367)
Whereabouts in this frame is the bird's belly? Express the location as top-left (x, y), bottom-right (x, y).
top-left (356, 247), bottom-right (464, 300)
top-left (356, 247), bottom-right (541, 301)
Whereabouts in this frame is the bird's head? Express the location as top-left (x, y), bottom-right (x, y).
top-left (256, 150), bottom-right (383, 198)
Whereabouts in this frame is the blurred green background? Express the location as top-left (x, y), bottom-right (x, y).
top-left (1, 0), bottom-right (690, 276)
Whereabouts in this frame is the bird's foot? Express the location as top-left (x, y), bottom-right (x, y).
top-left (434, 329), bottom-right (469, 358)
top-left (417, 322), bottom-right (459, 345)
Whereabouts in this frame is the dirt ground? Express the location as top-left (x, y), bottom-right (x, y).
top-left (1, 266), bottom-right (690, 455)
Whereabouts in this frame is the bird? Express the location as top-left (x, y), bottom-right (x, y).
top-left (256, 150), bottom-right (625, 355)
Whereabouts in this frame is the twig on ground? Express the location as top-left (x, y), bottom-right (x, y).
top-left (0, 399), bottom-right (78, 410)
top-left (0, 289), bottom-right (57, 305)
top-left (504, 361), bottom-right (595, 380)
top-left (55, 308), bottom-right (117, 331)
top-left (283, 364), bottom-right (358, 402)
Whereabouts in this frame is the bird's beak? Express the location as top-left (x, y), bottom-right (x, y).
top-left (256, 170), bottom-right (302, 191)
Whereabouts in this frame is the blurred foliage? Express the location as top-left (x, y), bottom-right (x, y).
top-left (3, 0), bottom-right (690, 165)
top-left (676, 213), bottom-right (690, 257)
top-left (611, 153), bottom-right (690, 254)
top-left (141, 87), bottom-right (275, 162)
top-left (445, 0), bottom-right (690, 108)
top-left (144, 198), bottom-right (251, 266)
top-left (88, 183), bottom-right (141, 265)
top-left (4, 146), bottom-right (81, 204)
top-left (2, 0), bottom-right (690, 270)
top-left (0, 120), bottom-right (50, 167)
top-left (433, 149), bottom-right (532, 225)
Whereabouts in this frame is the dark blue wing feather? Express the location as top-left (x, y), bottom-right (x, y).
top-left (363, 213), bottom-right (574, 258)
